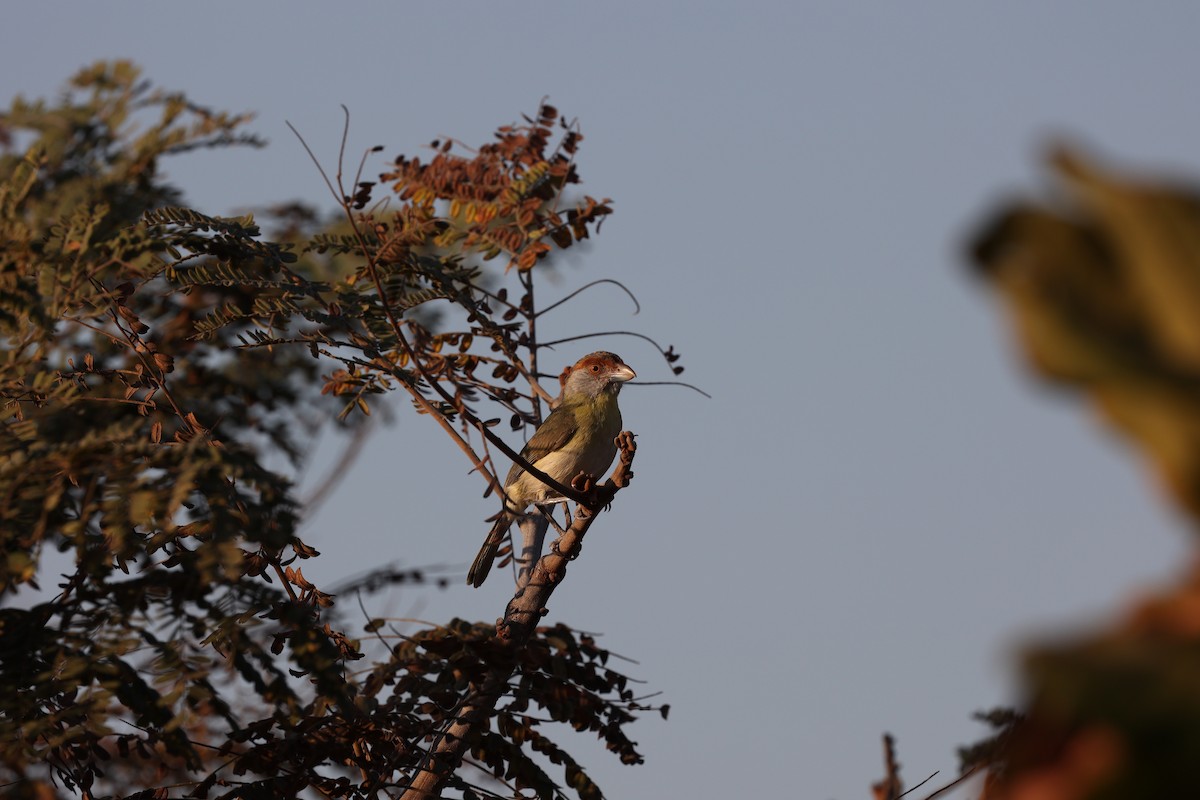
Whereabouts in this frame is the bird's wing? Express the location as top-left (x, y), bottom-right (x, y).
top-left (505, 404), bottom-right (579, 485)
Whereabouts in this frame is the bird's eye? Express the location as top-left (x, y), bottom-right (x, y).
top-left (591, 365), bottom-right (600, 372)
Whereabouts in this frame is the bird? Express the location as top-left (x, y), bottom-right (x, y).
top-left (467, 351), bottom-right (636, 587)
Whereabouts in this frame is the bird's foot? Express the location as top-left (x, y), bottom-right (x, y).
top-left (571, 471), bottom-right (610, 514)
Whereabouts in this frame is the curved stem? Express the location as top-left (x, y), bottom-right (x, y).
top-left (535, 278), bottom-right (640, 318)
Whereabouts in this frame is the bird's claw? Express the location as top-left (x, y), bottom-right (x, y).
top-left (570, 471), bottom-right (596, 494)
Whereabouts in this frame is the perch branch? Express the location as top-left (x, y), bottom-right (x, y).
top-left (399, 432), bottom-right (637, 800)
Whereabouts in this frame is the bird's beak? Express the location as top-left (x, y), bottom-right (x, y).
top-left (611, 364), bottom-right (636, 383)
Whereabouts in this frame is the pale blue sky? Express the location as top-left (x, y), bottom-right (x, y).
top-left (5, 3), bottom-right (1199, 798)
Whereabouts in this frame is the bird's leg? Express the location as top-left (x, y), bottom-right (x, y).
top-left (540, 502), bottom-right (569, 536)
top-left (511, 503), bottom-right (571, 589)
top-left (514, 511), bottom-right (549, 590)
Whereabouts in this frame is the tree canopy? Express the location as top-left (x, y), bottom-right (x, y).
top-left (1, 61), bottom-right (671, 800)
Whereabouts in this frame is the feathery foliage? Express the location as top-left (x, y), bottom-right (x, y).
top-left (1, 62), bottom-right (677, 799)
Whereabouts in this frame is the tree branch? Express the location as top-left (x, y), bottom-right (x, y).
top-left (399, 432), bottom-right (637, 799)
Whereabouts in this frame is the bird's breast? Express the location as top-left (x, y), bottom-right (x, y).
top-left (517, 398), bottom-right (622, 504)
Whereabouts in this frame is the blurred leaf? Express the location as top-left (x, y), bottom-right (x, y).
top-left (969, 147), bottom-right (1200, 798)
top-left (971, 147), bottom-right (1200, 521)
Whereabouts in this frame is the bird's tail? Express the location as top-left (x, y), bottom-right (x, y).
top-left (467, 512), bottom-right (513, 588)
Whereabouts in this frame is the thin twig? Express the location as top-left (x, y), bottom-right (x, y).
top-left (355, 590), bottom-right (391, 650)
top-left (63, 315), bottom-right (127, 345)
top-left (539, 329), bottom-right (670, 354)
top-left (896, 771), bottom-right (938, 799)
top-left (271, 561), bottom-right (300, 602)
top-left (626, 379), bottom-right (712, 399)
top-left (916, 766), bottom-right (981, 800)
top-left (336, 104), bottom-right (352, 199)
top-left (300, 419), bottom-right (373, 515)
top-left (535, 279), bottom-right (640, 318)
top-left (88, 277), bottom-right (192, 427)
top-left (522, 268), bottom-right (544, 423)
top-left (286, 120), bottom-right (342, 211)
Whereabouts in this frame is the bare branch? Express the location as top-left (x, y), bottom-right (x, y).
top-left (915, 767), bottom-right (982, 800)
top-left (286, 120), bottom-right (343, 208)
top-left (535, 278), bottom-right (641, 318)
top-left (627, 379), bottom-right (713, 399)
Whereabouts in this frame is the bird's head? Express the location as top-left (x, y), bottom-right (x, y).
top-left (561, 352), bottom-right (636, 400)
